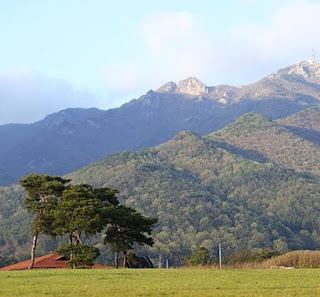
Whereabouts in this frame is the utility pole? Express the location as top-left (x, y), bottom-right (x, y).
top-left (159, 254), bottom-right (162, 269)
top-left (219, 243), bottom-right (222, 269)
top-left (166, 259), bottom-right (169, 269)
top-left (311, 49), bottom-right (317, 64)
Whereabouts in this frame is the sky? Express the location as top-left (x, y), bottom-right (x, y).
top-left (1, 0), bottom-right (320, 124)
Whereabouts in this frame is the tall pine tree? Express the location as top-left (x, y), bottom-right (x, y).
top-left (104, 206), bottom-right (157, 268)
top-left (20, 173), bottom-right (70, 269)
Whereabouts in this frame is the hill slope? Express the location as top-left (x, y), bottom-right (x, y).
top-left (277, 105), bottom-right (320, 145)
top-left (210, 112), bottom-right (320, 174)
top-left (66, 127), bottom-right (320, 261)
top-left (2, 59), bottom-right (320, 185)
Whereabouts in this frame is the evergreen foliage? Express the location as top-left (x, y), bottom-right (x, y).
top-left (53, 183), bottom-right (121, 267)
top-left (56, 244), bottom-right (101, 268)
top-left (104, 206), bottom-right (157, 267)
top-left (4, 174), bottom-right (157, 268)
top-left (19, 174), bottom-right (70, 268)
top-left (20, 173), bottom-right (70, 236)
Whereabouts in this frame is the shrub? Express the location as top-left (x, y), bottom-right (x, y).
top-left (56, 244), bottom-right (100, 268)
top-left (262, 250), bottom-right (320, 268)
top-left (186, 247), bottom-right (215, 266)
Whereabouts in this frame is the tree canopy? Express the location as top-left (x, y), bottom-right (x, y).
top-left (20, 174), bottom-right (157, 269)
top-left (104, 206), bottom-right (157, 268)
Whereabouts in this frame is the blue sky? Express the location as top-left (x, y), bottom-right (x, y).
top-left (1, 0), bottom-right (320, 124)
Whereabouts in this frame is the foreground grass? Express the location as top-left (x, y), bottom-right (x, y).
top-left (1, 269), bottom-right (320, 297)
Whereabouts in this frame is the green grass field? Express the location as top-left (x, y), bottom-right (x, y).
top-left (1, 269), bottom-right (320, 297)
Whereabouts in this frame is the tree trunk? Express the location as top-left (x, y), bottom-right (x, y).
top-left (76, 232), bottom-right (82, 245)
top-left (123, 251), bottom-right (127, 269)
top-left (114, 252), bottom-right (119, 269)
top-left (69, 233), bottom-right (75, 269)
top-left (28, 233), bottom-right (38, 269)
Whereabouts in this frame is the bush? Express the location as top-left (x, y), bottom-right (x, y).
top-left (0, 255), bottom-right (20, 268)
top-left (186, 247), bottom-right (215, 266)
top-left (227, 249), bottom-right (282, 265)
top-left (262, 250), bottom-right (320, 268)
top-left (56, 244), bottom-right (100, 268)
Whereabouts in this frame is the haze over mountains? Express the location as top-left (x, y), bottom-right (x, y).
top-left (1, 58), bottom-right (320, 186)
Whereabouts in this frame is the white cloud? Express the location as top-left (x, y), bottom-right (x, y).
top-left (0, 68), bottom-right (100, 124)
top-left (229, 0), bottom-right (320, 78)
top-left (121, 0), bottom-right (320, 87)
top-left (101, 11), bottom-right (220, 97)
top-left (140, 11), bottom-right (218, 82)
top-left (103, 2), bottom-right (320, 95)
top-left (102, 62), bottom-right (142, 92)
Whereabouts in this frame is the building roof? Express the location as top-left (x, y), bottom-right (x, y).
top-left (0, 254), bottom-right (110, 271)
top-left (126, 256), bottom-right (154, 268)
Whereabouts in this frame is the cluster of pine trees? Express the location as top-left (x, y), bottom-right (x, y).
top-left (20, 173), bottom-right (157, 269)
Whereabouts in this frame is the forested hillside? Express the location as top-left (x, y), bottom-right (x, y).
top-left (210, 112), bottom-right (320, 174)
top-left (66, 126), bottom-right (320, 262)
top-left (2, 111), bottom-right (320, 265)
top-left (277, 105), bottom-right (320, 145)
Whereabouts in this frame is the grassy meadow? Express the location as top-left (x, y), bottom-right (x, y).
top-left (1, 269), bottom-right (320, 297)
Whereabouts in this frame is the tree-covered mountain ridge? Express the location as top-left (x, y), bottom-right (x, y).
top-left (210, 111), bottom-right (320, 175)
top-left (2, 109), bottom-right (320, 264)
top-left (276, 105), bottom-right (320, 145)
top-left (2, 58), bottom-right (320, 186)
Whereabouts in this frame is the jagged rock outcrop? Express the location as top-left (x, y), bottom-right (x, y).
top-left (156, 81), bottom-right (178, 93)
top-left (177, 77), bottom-right (209, 95)
top-left (156, 77), bottom-right (209, 95)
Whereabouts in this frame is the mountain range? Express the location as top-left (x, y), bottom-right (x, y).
top-left (2, 58), bottom-right (320, 186)
top-left (2, 106), bottom-right (320, 263)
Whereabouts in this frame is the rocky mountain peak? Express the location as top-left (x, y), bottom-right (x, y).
top-left (177, 77), bottom-right (208, 95)
top-left (156, 81), bottom-right (178, 93)
top-left (156, 77), bottom-right (208, 95)
top-left (287, 61), bottom-right (320, 79)
top-left (277, 52), bottom-right (320, 81)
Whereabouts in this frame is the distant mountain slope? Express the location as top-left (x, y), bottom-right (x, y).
top-left (210, 112), bottom-right (320, 175)
top-left (0, 108), bottom-right (107, 183)
top-left (277, 105), bottom-right (320, 145)
top-left (2, 58), bottom-right (320, 185)
top-left (0, 168), bottom-right (15, 187)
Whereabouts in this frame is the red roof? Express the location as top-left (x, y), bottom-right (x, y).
top-left (0, 254), bottom-right (111, 271)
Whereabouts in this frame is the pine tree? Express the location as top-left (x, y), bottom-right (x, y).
top-left (104, 206), bottom-right (157, 268)
top-left (20, 173), bottom-right (70, 269)
top-left (54, 184), bottom-right (119, 268)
